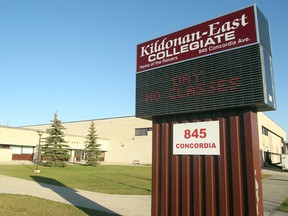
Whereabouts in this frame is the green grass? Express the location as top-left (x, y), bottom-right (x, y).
top-left (277, 197), bottom-right (288, 213)
top-left (0, 164), bottom-right (152, 195)
top-left (262, 174), bottom-right (272, 179)
top-left (0, 163), bottom-right (272, 196)
top-left (0, 194), bottom-right (116, 216)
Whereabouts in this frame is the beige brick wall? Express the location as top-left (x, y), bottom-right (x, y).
top-left (4, 114), bottom-right (284, 165)
top-left (0, 148), bottom-right (12, 162)
top-left (257, 112), bottom-right (286, 165)
top-left (0, 126), bottom-right (40, 146)
top-left (23, 116), bottom-right (153, 164)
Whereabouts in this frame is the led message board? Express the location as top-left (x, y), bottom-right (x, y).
top-left (136, 5), bottom-right (276, 119)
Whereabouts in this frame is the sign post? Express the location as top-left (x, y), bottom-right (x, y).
top-left (136, 5), bottom-right (275, 216)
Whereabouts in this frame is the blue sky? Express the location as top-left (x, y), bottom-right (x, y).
top-left (0, 0), bottom-right (287, 136)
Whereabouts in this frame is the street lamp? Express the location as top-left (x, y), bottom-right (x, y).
top-left (34, 130), bottom-right (44, 173)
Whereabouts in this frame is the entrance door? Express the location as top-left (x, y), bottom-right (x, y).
top-left (74, 150), bottom-right (81, 162)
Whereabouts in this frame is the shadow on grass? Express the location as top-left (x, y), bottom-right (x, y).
top-left (31, 176), bottom-right (118, 216)
top-left (118, 181), bottom-right (151, 193)
top-left (66, 164), bottom-right (151, 194)
top-left (98, 176), bottom-right (151, 194)
top-left (120, 173), bottom-right (151, 181)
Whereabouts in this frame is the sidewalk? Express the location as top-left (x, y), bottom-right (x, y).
top-left (0, 167), bottom-right (287, 215)
top-left (0, 174), bottom-right (150, 216)
top-left (262, 167), bottom-right (288, 216)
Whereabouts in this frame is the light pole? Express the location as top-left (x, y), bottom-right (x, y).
top-left (35, 130), bottom-right (43, 173)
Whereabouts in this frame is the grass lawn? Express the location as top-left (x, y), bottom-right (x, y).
top-left (0, 164), bottom-right (151, 195)
top-left (277, 197), bottom-right (288, 213)
top-left (262, 173), bottom-right (272, 179)
top-left (0, 194), bottom-right (116, 216)
top-left (0, 164), bottom-right (272, 196)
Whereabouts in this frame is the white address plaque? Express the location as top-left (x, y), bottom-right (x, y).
top-left (173, 121), bottom-right (220, 155)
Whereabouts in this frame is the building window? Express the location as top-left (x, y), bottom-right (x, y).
top-left (262, 126), bottom-right (268, 136)
top-left (11, 146), bottom-right (33, 154)
top-left (135, 127), bottom-right (152, 136)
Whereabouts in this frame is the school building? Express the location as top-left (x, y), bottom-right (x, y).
top-left (0, 113), bottom-right (286, 167)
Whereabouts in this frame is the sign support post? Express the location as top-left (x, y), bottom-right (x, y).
top-left (151, 109), bottom-right (263, 216)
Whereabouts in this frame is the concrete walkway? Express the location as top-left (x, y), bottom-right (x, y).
top-left (0, 167), bottom-right (287, 215)
top-left (0, 174), bottom-right (150, 216)
top-left (262, 167), bottom-right (288, 216)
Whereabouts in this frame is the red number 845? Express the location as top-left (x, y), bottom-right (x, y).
top-left (184, 128), bottom-right (207, 139)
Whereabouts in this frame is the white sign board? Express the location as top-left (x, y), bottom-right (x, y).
top-left (173, 121), bottom-right (220, 155)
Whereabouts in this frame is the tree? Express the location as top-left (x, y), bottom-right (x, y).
top-left (42, 112), bottom-right (70, 167)
top-left (85, 121), bottom-right (101, 166)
